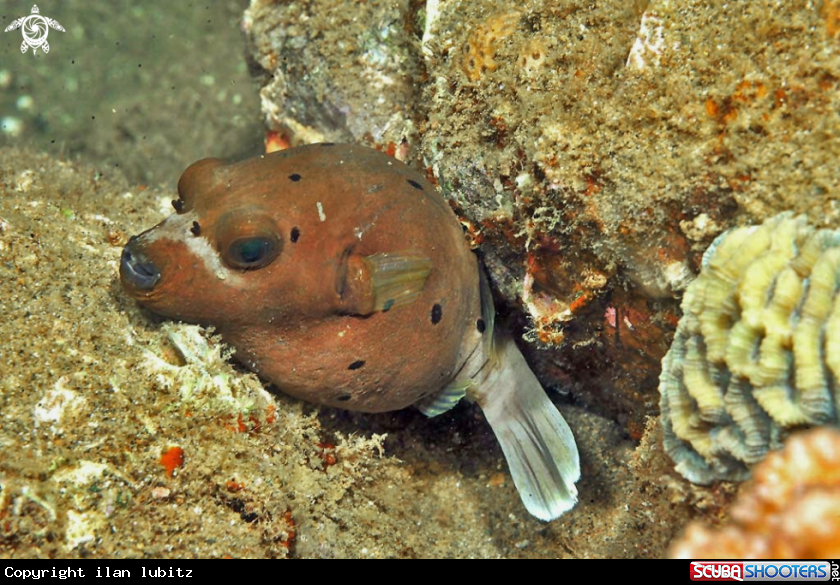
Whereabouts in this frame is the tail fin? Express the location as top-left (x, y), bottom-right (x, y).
top-left (476, 328), bottom-right (580, 521)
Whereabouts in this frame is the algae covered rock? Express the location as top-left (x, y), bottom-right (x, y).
top-left (242, 0), bottom-right (422, 154)
top-left (660, 213), bottom-right (840, 484)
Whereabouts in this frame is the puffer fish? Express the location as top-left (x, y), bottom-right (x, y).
top-left (120, 143), bottom-right (580, 520)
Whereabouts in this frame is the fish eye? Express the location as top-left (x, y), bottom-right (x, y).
top-left (224, 236), bottom-right (279, 270)
top-left (216, 208), bottom-right (282, 270)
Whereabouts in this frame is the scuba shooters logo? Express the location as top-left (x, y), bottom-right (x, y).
top-left (690, 561), bottom-right (835, 582)
top-left (4, 5), bottom-right (64, 55)
top-left (691, 563), bottom-right (744, 582)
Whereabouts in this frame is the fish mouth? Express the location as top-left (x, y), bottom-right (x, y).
top-left (120, 237), bottom-right (161, 292)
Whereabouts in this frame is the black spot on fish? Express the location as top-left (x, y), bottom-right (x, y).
top-left (171, 199), bottom-right (185, 213)
top-left (320, 143), bottom-right (335, 147)
top-left (348, 360), bottom-right (366, 370)
top-left (382, 299), bottom-right (395, 312)
top-left (407, 179), bottom-right (423, 190)
top-left (290, 227), bottom-right (300, 242)
top-left (476, 318), bottom-right (486, 333)
top-left (431, 303), bottom-right (442, 324)
top-left (190, 221), bottom-right (201, 236)
top-left (338, 394), bottom-right (352, 401)
top-left (288, 173), bottom-right (301, 182)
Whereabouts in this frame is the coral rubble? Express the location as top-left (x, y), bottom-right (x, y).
top-left (660, 213), bottom-right (840, 483)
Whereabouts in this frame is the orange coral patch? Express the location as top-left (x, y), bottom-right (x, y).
top-left (160, 446), bottom-right (185, 478)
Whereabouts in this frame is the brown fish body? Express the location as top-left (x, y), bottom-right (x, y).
top-left (121, 144), bottom-right (482, 412)
top-left (122, 144), bottom-right (579, 521)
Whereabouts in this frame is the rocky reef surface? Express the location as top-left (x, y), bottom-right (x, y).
top-left (244, 0), bottom-right (840, 437)
top-left (2, 0), bottom-right (840, 557)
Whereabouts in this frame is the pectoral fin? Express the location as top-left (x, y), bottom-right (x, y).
top-left (339, 252), bottom-right (432, 316)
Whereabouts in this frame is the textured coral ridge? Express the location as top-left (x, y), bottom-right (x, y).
top-left (660, 213), bottom-right (840, 484)
top-left (670, 428), bottom-right (840, 559)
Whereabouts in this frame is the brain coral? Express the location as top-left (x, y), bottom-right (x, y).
top-left (660, 213), bottom-right (840, 484)
top-left (669, 428), bottom-right (840, 559)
